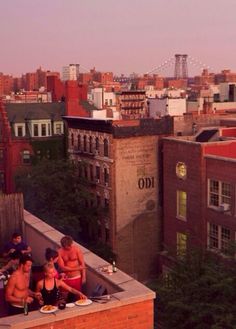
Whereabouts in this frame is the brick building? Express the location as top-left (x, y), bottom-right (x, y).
top-left (161, 127), bottom-right (236, 269)
top-left (63, 116), bottom-right (173, 281)
top-left (0, 100), bottom-right (66, 193)
top-left (116, 90), bottom-right (148, 120)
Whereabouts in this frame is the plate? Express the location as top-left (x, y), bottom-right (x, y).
top-left (40, 305), bottom-right (58, 313)
top-left (66, 303), bottom-right (75, 308)
top-left (75, 299), bottom-right (92, 306)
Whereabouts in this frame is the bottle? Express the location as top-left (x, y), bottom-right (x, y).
top-left (112, 261), bottom-right (117, 273)
top-left (23, 299), bottom-right (28, 316)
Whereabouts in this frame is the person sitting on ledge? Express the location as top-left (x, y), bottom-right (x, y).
top-left (35, 263), bottom-right (86, 306)
top-left (3, 232), bottom-right (32, 259)
top-left (5, 254), bottom-right (41, 315)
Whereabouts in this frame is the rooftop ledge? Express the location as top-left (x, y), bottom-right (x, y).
top-left (0, 210), bottom-right (155, 329)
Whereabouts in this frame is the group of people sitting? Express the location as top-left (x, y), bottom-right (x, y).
top-left (0, 233), bottom-right (87, 315)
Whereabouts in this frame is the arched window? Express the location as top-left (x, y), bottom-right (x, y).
top-left (96, 165), bottom-right (100, 181)
top-left (71, 133), bottom-right (74, 147)
top-left (89, 136), bottom-right (93, 153)
top-left (83, 135), bottom-right (87, 152)
top-left (104, 167), bottom-right (109, 185)
top-left (89, 164), bottom-right (94, 181)
top-left (104, 139), bottom-right (109, 157)
top-left (95, 137), bottom-right (99, 153)
top-left (78, 135), bottom-right (81, 151)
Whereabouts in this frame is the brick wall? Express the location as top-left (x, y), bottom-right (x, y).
top-left (31, 300), bottom-right (154, 329)
top-left (163, 139), bottom-right (206, 253)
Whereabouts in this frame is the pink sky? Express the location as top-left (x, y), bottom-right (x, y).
top-left (1, 0), bottom-right (236, 77)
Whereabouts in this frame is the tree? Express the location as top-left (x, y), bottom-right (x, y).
top-left (15, 159), bottom-right (115, 262)
top-left (148, 250), bottom-right (236, 329)
top-left (15, 159), bottom-right (97, 239)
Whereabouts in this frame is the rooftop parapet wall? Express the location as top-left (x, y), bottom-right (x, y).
top-left (0, 210), bottom-right (155, 329)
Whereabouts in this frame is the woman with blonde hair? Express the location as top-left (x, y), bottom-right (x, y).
top-left (36, 263), bottom-right (86, 306)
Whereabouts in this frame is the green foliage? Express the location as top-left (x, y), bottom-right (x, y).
top-left (89, 241), bottom-right (116, 263)
top-left (15, 159), bottom-right (97, 241)
top-left (31, 138), bottom-right (66, 164)
top-left (149, 250), bottom-right (236, 329)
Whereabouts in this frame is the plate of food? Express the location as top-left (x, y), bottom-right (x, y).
top-left (40, 305), bottom-right (58, 313)
top-left (75, 299), bottom-right (92, 306)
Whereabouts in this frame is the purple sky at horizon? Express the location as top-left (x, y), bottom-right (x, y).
top-left (1, 0), bottom-right (236, 77)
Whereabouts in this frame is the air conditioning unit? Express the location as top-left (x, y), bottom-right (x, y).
top-left (219, 203), bottom-right (230, 212)
top-left (96, 179), bottom-right (100, 184)
top-left (105, 182), bottom-right (109, 187)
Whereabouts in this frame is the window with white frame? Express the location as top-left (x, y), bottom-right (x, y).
top-left (55, 123), bottom-right (62, 135)
top-left (48, 123), bottom-right (51, 136)
top-left (208, 222), bottom-right (231, 254)
top-left (17, 125), bottom-right (24, 137)
top-left (177, 190), bottom-right (187, 220)
top-left (33, 124), bottom-right (39, 137)
top-left (41, 124), bottom-right (46, 136)
top-left (208, 179), bottom-right (231, 209)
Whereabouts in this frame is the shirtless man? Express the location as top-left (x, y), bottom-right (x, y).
top-left (58, 236), bottom-right (86, 294)
top-left (5, 254), bottom-right (40, 315)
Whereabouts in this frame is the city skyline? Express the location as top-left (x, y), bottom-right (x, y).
top-left (1, 0), bottom-right (236, 76)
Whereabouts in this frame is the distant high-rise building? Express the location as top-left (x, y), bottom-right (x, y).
top-left (62, 64), bottom-right (80, 81)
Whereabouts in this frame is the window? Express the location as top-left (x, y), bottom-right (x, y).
top-left (48, 124), bottom-right (51, 136)
top-left (104, 139), bottom-right (109, 157)
top-left (96, 195), bottom-right (101, 207)
top-left (71, 133), bottom-right (74, 147)
top-left (0, 150), bottom-right (3, 162)
top-left (55, 124), bottom-right (62, 134)
top-left (105, 219), bottom-right (110, 243)
top-left (22, 150), bottom-right (31, 164)
top-left (83, 135), bottom-right (87, 152)
top-left (177, 232), bottom-right (187, 256)
top-left (109, 99), bottom-right (113, 106)
top-left (208, 179), bottom-right (231, 209)
top-left (177, 190), bottom-right (187, 220)
top-left (208, 223), bottom-right (231, 254)
top-left (89, 164), bottom-right (94, 181)
top-left (78, 135), bottom-right (81, 151)
top-left (96, 166), bottom-right (100, 180)
top-left (0, 172), bottom-right (4, 192)
top-left (84, 166), bottom-right (88, 179)
top-left (89, 136), bottom-right (93, 153)
top-left (41, 124), bottom-right (46, 136)
top-left (33, 124), bottom-right (39, 137)
top-left (36, 150), bottom-right (41, 160)
top-left (95, 137), bottom-right (99, 153)
top-left (104, 168), bottom-right (109, 184)
top-left (104, 198), bottom-right (109, 210)
top-left (17, 126), bottom-right (23, 137)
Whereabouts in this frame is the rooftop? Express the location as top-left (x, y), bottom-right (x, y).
top-left (0, 198), bottom-right (155, 329)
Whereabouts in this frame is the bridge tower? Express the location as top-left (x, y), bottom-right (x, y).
top-left (174, 54), bottom-right (188, 79)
